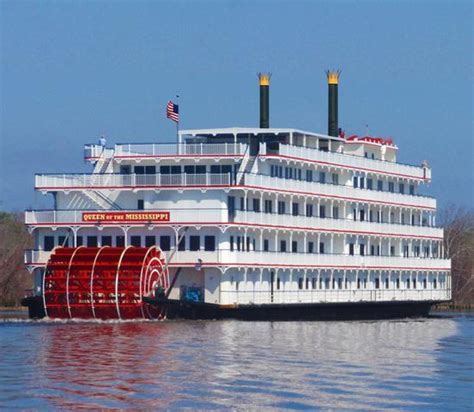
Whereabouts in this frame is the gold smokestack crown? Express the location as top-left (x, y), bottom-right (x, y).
top-left (326, 70), bottom-right (341, 85)
top-left (258, 73), bottom-right (271, 86)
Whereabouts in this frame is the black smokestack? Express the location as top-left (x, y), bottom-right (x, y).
top-left (258, 73), bottom-right (270, 128)
top-left (326, 70), bottom-right (341, 137)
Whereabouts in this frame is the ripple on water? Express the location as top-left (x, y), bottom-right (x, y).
top-left (0, 313), bottom-right (472, 410)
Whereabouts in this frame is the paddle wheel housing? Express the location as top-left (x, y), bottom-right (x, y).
top-left (43, 246), bottom-right (169, 320)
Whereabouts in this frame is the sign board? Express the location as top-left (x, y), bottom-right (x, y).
top-left (82, 212), bottom-right (170, 223)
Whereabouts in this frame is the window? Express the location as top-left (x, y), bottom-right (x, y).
top-left (246, 237), bottom-right (250, 251)
top-left (145, 236), bottom-right (156, 247)
top-left (308, 241), bottom-right (314, 253)
top-left (333, 206), bottom-right (339, 219)
top-left (306, 204), bottom-right (313, 217)
top-left (385, 278), bottom-right (389, 289)
top-left (137, 199), bottom-right (144, 210)
top-left (160, 165), bottom-right (170, 174)
top-left (306, 170), bottom-right (313, 182)
top-left (280, 240), bottom-right (287, 253)
top-left (230, 236), bottom-right (234, 252)
top-left (298, 278), bottom-right (304, 290)
top-left (377, 180), bottom-right (383, 191)
top-left (359, 210), bottom-right (365, 222)
top-left (292, 241), bottom-right (298, 253)
top-left (263, 239), bottom-right (269, 252)
top-left (360, 177), bottom-right (365, 189)
top-left (204, 236), bottom-right (215, 251)
top-left (297, 169), bottom-right (302, 180)
top-left (312, 278), bottom-right (317, 289)
top-left (364, 152), bottom-right (368, 158)
top-left (357, 278), bottom-right (361, 289)
top-left (319, 242), bottom-right (325, 254)
top-left (237, 236), bottom-right (241, 251)
top-left (411, 215), bottom-right (416, 226)
top-left (319, 171), bottom-right (326, 184)
top-left (278, 201), bottom-right (285, 215)
top-left (306, 278), bottom-right (310, 289)
top-left (253, 198), bottom-right (260, 213)
top-left (370, 245), bottom-right (375, 256)
top-left (228, 196), bottom-right (235, 216)
top-left (433, 278), bottom-right (437, 289)
top-left (160, 236), bottom-right (171, 251)
top-left (116, 236), bottom-right (125, 247)
top-left (44, 236), bottom-right (55, 251)
top-left (190, 236), bottom-right (200, 251)
top-left (369, 210), bottom-right (374, 222)
top-left (390, 246), bottom-right (395, 256)
top-left (76, 236), bottom-right (83, 246)
top-left (264, 199), bottom-right (273, 214)
top-left (367, 178), bottom-right (373, 190)
top-left (349, 244), bottom-right (354, 256)
top-left (134, 166), bottom-right (145, 175)
top-left (371, 153), bottom-right (375, 159)
top-left (409, 184), bottom-right (415, 195)
top-left (58, 236), bottom-right (68, 247)
top-left (375, 278), bottom-right (380, 289)
top-left (353, 176), bottom-right (358, 188)
top-left (130, 236), bottom-right (141, 247)
top-left (277, 278), bottom-right (281, 290)
top-left (145, 166), bottom-right (156, 175)
top-left (413, 278), bottom-right (417, 289)
top-left (396, 278), bottom-right (400, 289)
top-left (401, 213), bottom-right (405, 224)
top-left (388, 182), bottom-right (394, 193)
top-left (240, 197), bottom-right (245, 211)
top-left (360, 244), bottom-right (365, 256)
top-left (399, 183), bottom-right (405, 194)
top-left (87, 236), bottom-right (98, 247)
top-left (406, 279), bottom-right (411, 289)
top-left (292, 203), bottom-right (299, 216)
top-left (423, 279), bottom-right (427, 289)
top-left (332, 173), bottom-right (339, 185)
top-left (101, 236), bottom-right (112, 246)
top-left (120, 165), bottom-right (131, 174)
top-left (319, 205), bottom-right (326, 218)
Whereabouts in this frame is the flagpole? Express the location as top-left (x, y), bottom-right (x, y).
top-left (176, 94), bottom-right (180, 145)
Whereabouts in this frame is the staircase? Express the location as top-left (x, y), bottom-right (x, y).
top-left (238, 155), bottom-right (257, 185)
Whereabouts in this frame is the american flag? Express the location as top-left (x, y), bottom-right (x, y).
top-left (166, 100), bottom-right (179, 123)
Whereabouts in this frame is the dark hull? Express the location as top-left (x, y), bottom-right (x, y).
top-left (23, 295), bottom-right (447, 321)
top-left (146, 297), bottom-right (446, 321)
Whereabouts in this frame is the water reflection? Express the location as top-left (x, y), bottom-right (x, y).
top-left (0, 315), bottom-right (472, 410)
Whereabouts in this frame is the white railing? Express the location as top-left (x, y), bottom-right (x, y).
top-left (245, 173), bottom-right (437, 210)
top-left (24, 250), bottom-right (51, 266)
top-left (233, 210), bottom-right (444, 239)
top-left (263, 143), bottom-right (430, 181)
top-left (35, 173), bottom-right (232, 190)
top-left (220, 288), bottom-right (450, 305)
top-left (166, 250), bottom-right (451, 271)
top-left (114, 143), bottom-right (247, 157)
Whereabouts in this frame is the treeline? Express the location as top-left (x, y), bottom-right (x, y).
top-left (0, 208), bottom-right (473, 307)
top-left (0, 212), bottom-right (33, 306)
top-left (440, 206), bottom-right (474, 305)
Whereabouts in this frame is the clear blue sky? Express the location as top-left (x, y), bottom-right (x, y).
top-left (1, 1), bottom-right (472, 211)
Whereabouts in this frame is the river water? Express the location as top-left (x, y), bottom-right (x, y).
top-left (0, 312), bottom-right (472, 411)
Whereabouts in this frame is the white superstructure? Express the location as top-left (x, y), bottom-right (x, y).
top-left (25, 126), bottom-right (451, 307)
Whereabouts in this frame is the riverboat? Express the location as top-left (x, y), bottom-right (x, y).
top-left (22, 71), bottom-right (451, 320)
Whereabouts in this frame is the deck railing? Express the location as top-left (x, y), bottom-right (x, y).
top-left (35, 173), bottom-right (232, 189)
top-left (261, 143), bottom-right (431, 181)
top-left (114, 142), bottom-right (247, 157)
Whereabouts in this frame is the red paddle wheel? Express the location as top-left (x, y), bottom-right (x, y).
top-left (43, 246), bottom-right (169, 320)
